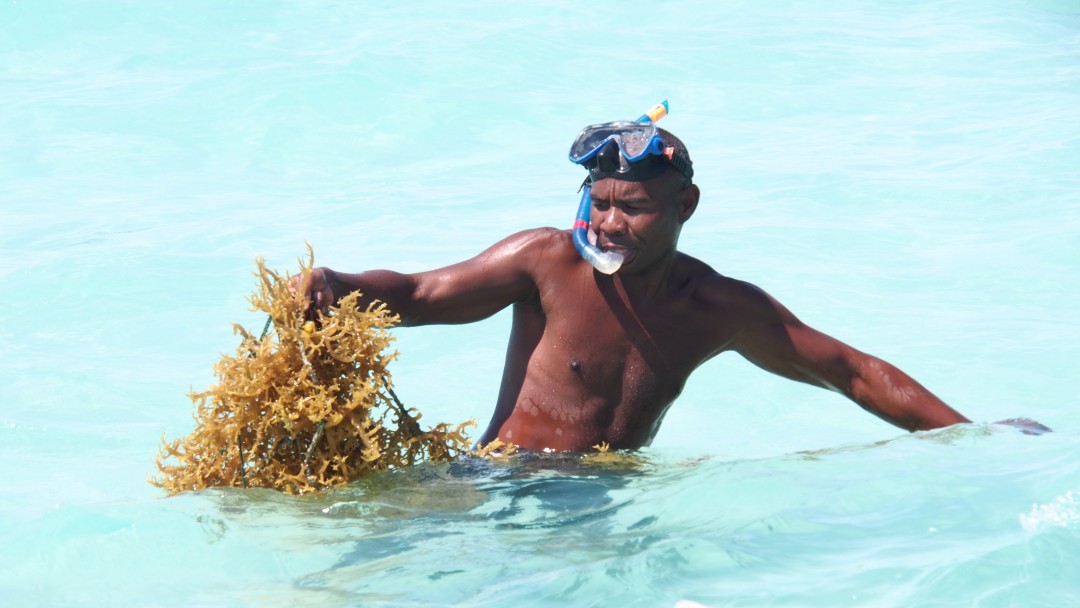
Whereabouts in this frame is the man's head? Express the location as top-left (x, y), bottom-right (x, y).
top-left (586, 132), bottom-right (700, 274)
top-left (568, 119), bottom-right (700, 274)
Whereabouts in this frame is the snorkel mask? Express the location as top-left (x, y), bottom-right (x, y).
top-left (568, 101), bottom-right (694, 274)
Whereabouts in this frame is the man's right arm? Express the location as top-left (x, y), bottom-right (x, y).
top-left (299, 228), bottom-right (556, 326)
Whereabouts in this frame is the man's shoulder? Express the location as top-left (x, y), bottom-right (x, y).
top-left (505, 226), bottom-right (571, 247)
top-left (678, 256), bottom-right (774, 312)
top-left (469, 228), bottom-right (580, 284)
top-left (495, 227), bottom-right (577, 262)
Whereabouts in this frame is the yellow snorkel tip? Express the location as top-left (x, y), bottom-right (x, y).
top-left (637, 100), bottom-right (669, 123)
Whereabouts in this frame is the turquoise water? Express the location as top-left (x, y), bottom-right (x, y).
top-left (2, 0), bottom-right (1079, 605)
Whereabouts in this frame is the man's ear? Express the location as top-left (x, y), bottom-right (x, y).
top-left (678, 184), bottom-right (700, 224)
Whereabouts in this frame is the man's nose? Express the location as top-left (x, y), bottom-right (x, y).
top-left (597, 206), bottom-right (627, 234)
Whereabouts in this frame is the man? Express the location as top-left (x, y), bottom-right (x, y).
top-left (298, 119), bottom-right (1043, 451)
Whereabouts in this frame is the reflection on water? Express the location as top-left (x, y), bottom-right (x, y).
top-left (321, 453), bottom-right (649, 568)
top-left (291, 452), bottom-right (673, 602)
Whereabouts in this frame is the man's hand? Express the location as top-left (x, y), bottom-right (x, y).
top-left (291, 267), bottom-right (337, 318)
top-left (995, 418), bottom-right (1053, 435)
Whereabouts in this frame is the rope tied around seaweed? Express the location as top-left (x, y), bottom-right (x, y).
top-left (231, 316), bottom-right (275, 489)
top-left (287, 310), bottom-right (422, 464)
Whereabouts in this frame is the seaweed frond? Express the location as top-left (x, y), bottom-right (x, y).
top-left (152, 248), bottom-right (474, 495)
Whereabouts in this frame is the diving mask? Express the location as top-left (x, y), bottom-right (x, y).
top-left (569, 120), bottom-right (693, 184)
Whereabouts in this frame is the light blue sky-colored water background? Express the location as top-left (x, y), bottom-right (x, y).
top-left (2, 1), bottom-right (1079, 605)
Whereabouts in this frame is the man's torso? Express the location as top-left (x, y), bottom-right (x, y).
top-left (478, 229), bottom-right (744, 450)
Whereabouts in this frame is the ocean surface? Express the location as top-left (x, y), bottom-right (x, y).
top-left (2, 1), bottom-right (1079, 605)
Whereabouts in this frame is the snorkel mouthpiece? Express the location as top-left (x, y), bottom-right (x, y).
top-left (568, 100), bottom-right (672, 274)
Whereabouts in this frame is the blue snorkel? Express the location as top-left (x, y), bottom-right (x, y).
top-left (571, 186), bottom-right (624, 274)
top-left (568, 101), bottom-right (672, 275)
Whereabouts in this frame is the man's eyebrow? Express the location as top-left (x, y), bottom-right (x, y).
top-left (590, 193), bottom-right (652, 204)
top-left (614, 196), bottom-right (653, 205)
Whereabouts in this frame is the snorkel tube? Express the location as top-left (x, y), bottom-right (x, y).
top-left (570, 101), bottom-right (670, 275)
top-left (572, 184), bottom-right (623, 274)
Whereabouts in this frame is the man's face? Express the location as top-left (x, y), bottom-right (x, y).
top-left (588, 171), bottom-right (698, 274)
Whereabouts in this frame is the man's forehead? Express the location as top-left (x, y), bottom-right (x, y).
top-left (590, 174), bottom-right (676, 201)
top-left (590, 178), bottom-right (649, 197)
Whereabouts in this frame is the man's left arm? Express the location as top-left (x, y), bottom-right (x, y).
top-left (726, 283), bottom-right (970, 431)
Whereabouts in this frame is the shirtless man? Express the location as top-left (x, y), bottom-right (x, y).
top-left (298, 120), bottom-right (1042, 450)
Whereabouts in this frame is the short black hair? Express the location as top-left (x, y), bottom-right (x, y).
top-left (658, 127), bottom-right (693, 186)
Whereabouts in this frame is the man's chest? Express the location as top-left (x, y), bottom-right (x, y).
top-left (536, 286), bottom-right (721, 396)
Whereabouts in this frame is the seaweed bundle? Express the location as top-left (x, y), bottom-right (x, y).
top-left (152, 251), bottom-right (475, 495)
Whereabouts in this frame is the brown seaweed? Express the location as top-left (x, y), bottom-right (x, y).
top-left (152, 249), bottom-right (476, 495)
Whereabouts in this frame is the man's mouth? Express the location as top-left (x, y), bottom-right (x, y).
top-left (590, 232), bottom-right (636, 262)
top-left (598, 239), bottom-right (633, 253)
top-left (598, 242), bottom-right (635, 264)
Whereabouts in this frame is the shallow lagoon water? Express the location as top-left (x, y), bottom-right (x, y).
top-left (2, 1), bottom-right (1079, 605)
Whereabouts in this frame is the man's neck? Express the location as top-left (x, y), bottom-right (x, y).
top-left (611, 249), bottom-right (682, 305)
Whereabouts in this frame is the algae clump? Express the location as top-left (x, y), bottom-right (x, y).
top-left (153, 251), bottom-right (474, 495)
